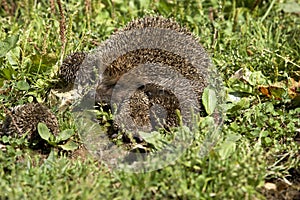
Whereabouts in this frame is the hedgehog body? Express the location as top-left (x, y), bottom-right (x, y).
top-left (94, 16), bottom-right (209, 131)
top-left (59, 16), bottom-right (210, 133)
top-left (1, 103), bottom-right (59, 142)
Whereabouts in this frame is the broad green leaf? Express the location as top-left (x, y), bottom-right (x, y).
top-left (202, 87), bottom-right (217, 115)
top-left (264, 137), bottom-right (272, 145)
top-left (139, 131), bottom-right (157, 145)
top-left (218, 141), bottom-right (236, 160)
top-left (228, 79), bottom-right (253, 94)
top-left (1, 67), bottom-right (15, 80)
top-left (59, 140), bottom-right (78, 151)
top-left (226, 97), bottom-right (250, 113)
top-left (260, 131), bottom-right (269, 137)
top-left (225, 133), bottom-right (242, 142)
top-left (56, 129), bottom-right (74, 142)
top-left (49, 134), bottom-right (55, 143)
top-left (37, 123), bottom-right (51, 141)
top-left (16, 80), bottom-right (30, 91)
top-left (1, 135), bottom-right (9, 143)
top-left (248, 71), bottom-right (267, 86)
top-left (280, 2), bottom-right (300, 13)
top-left (139, 131), bottom-right (167, 150)
top-left (0, 35), bottom-right (19, 58)
top-left (218, 134), bottom-right (242, 159)
top-left (6, 46), bottom-right (21, 66)
top-left (43, 148), bottom-right (57, 168)
top-left (234, 97), bottom-right (250, 109)
top-left (28, 96), bottom-right (33, 103)
top-left (47, 148), bottom-right (56, 162)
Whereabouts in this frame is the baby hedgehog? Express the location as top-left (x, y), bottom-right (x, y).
top-left (58, 52), bottom-right (87, 85)
top-left (1, 103), bottom-right (59, 144)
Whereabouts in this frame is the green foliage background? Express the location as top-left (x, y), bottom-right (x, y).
top-left (0, 0), bottom-right (299, 199)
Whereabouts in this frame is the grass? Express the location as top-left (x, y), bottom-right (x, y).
top-left (0, 0), bottom-right (300, 199)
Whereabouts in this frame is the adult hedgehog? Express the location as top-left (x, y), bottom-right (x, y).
top-left (60, 16), bottom-right (211, 134)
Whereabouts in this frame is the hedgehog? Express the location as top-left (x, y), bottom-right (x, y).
top-left (59, 16), bottom-right (210, 135)
top-left (93, 16), bottom-right (210, 132)
top-left (1, 103), bottom-right (59, 144)
top-left (58, 52), bottom-right (87, 85)
top-left (122, 16), bottom-right (191, 35)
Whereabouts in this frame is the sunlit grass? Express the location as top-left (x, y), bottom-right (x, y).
top-left (0, 0), bottom-right (299, 199)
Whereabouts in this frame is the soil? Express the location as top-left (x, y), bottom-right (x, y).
top-left (261, 168), bottom-right (300, 200)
